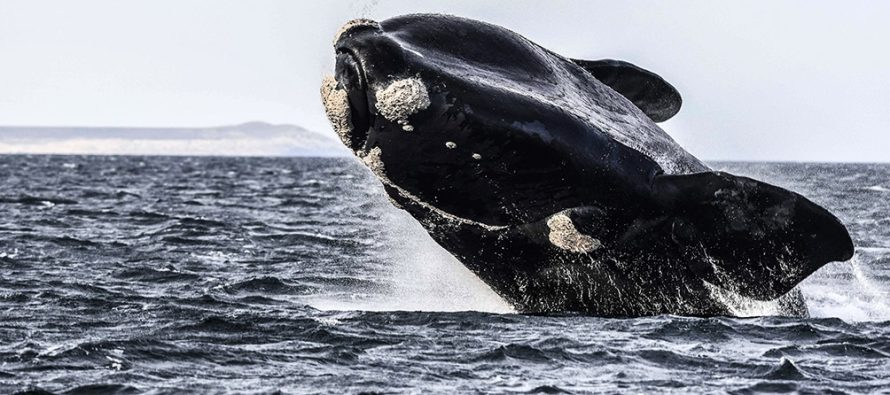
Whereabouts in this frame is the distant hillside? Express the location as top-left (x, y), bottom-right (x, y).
top-left (0, 122), bottom-right (349, 156)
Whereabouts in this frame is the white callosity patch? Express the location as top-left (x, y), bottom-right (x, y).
top-left (361, 146), bottom-right (385, 177)
top-left (374, 78), bottom-right (431, 130)
top-left (472, 153), bottom-right (482, 160)
top-left (320, 75), bottom-right (352, 147)
top-left (445, 141), bottom-right (456, 149)
top-left (546, 213), bottom-right (602, 253)
top-left (333, 18), bottom-right (379, 45)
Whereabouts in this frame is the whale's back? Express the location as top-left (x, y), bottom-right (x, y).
top-left (383, 14), bottom-right (708, 175)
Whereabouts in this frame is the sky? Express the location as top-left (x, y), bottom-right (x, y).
top-left (0, 0), bottom-right (888, 162)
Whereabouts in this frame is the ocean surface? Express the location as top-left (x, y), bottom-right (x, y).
top-left (1, 155), bottom-right (888, 394)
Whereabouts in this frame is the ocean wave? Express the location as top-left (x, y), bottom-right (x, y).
top-left (2, 156), bottom-right (889, 393)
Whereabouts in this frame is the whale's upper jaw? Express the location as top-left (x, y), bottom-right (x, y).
top-left (322, 15), bottom-right (660, 227)
top-left (322, 15), bottom-right (710, 227)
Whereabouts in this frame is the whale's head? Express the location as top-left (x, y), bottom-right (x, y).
top-left (322, 14), bottom-right (667, 227)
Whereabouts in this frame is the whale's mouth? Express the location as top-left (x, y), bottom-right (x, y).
top-left (334, 50), bottom-right (371, 151)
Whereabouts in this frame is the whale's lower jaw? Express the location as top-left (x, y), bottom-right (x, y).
top-left (343, 144), bottom-right (813, 317)
top-left (371, 170), bottom-right (808, 317)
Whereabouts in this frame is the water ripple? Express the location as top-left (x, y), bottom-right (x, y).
top-left (1, 156), bottom-right (889, 394)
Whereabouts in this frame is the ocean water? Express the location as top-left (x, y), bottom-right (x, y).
top-left (0, 155), bottom-right (888, 394)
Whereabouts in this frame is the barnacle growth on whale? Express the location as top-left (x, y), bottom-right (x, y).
top-left (333, 18), bottom-right (380, 45)
top-left (320, 75), bottom-right (353, 147)
top-left (374, 78), bottom-right (431, 131)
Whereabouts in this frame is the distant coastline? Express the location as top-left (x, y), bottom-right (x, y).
top-left (0, 122), bottom-right (349, 157)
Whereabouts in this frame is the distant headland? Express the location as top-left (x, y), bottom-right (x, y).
top-left (0, 122), bottom-right (348, 156)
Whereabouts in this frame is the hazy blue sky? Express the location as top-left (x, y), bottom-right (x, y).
top-left (1, 1), bottom-right (888, 162)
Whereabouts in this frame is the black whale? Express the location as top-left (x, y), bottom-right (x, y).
top-left (321, 14), bottom-right (854, 317)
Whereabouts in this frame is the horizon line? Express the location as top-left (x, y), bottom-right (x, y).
top-left (0, 121), bottom-right (312, 130)
top-left (0, 151), bottom-right (886, 165)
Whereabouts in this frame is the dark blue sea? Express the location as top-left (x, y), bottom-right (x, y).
top-left (1, 155), bottom-right (888, 394)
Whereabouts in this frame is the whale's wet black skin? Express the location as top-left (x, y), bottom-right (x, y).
top-left (321, 14), bottom-right (854, 317)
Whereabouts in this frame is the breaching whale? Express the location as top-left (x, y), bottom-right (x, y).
top-left (321, 14), bottom-right (854, 317)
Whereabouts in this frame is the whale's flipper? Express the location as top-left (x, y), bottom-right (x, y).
top-left (651, 171), bottom-right (854, 300)
top-left (571, 59), bottom-right (682, 122)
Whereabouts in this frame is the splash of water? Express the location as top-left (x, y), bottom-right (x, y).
top-left (305, 160), bottom-right (513, 313)
top-left (802, 251), bottom-right (890, 321)
top-left (374, 208), bottom-right (514, 313)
